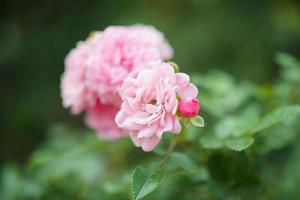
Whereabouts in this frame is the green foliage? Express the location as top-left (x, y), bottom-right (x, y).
top-left (132, 165), bottom-right (164, 200)
top-left (2, 53), bottom-right (300, 199)
top-left (192, 71), bottom-right (253, 117)
top-left (254, 105), bottom-right (300, 133)
top-left (191, 115), bottom-right (205, 127)
top-left (275, 52), bottom-right (300, 83)
top-left (169, 152), bottom-right (209, 181)
top-left (1, 125), bottom-right (133, 200)
top-left (224, 136), bottom-right (254, 152)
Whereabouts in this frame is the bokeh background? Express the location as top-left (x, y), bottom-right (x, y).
top-left (1, 0), bottom-right (300, 165)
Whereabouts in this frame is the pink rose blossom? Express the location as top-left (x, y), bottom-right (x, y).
top-left (85, 25), bottom-right (173, 106)
top-left (60, 42), bottom-right (92, 114)
top-left (178, 97), bottom-right (200, 118)
top-left (115, 62), bottom-right (198, 151)
top-left (60, 25), bottom-right (173, 140)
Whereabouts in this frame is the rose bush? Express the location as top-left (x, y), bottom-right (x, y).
top-left (2, 24), bottom-right (300, 200)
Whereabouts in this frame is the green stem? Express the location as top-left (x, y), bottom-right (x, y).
top-left (157, 126), bottom-right (188, 166)
top-left (158, 137), bottom-right (177, 166)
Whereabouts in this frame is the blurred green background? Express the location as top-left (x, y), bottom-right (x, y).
top-left (1, 0), bottom-right (300, 165)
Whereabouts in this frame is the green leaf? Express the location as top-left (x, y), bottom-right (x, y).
top-left (170, 152), bottom-right (208, 181)
top-left (259, 124), bottom-right (298, 153)
top-left (191, 116), bottom-right (205, 127)
top-left (192, 71), bottom-right (253, 117)
top-left (132, 165), bottom-right (165, 200)
top-left (200, 133), bottom-right (223, 149)
top-left (275, 53), bottom-right (300, 82)
top-left (214, 117), bottom-right (235, 139)
top-left (253, 105), bottom-right (300, 133)
top-left (225, 136), bottom-right (254, 151)
top-left (200, 105), bottom-right (259, 151)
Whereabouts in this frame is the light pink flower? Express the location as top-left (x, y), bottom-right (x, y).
top-left (60, 40), bottom-right (97, 114)
top-left (85, 25), bottom-right (173, 106)
top-left (85, 102), bottom-right (127, 140)
top-left (178, 97), bottom-right (200, 118)
top-left (61, 25), bottom-right (173, 140)
top-left (115, 62), bottom-right (198, 151)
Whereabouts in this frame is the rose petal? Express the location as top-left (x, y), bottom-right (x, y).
top-left (172, 118), bottom-right (181, 134)
top-left (141, 135), bottom-right (161, 152)
top-left (178, 84), bottom-right (198, 98)
top-left (176, 73), bottom-right (190, 88)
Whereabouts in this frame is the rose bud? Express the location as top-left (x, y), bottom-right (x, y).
top-left (178, 97), bottom-right (200, 118)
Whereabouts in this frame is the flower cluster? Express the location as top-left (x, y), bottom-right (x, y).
top-left (61, 24), bottom-right (203, 151)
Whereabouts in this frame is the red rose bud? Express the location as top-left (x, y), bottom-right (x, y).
top-left (178, 97), bottom-right (200, 118)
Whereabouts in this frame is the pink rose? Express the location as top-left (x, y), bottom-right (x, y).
top-left (115, 62), bottom-right (198, 151)
top-left (86, 25), bottom-right (173, 106)
top-left (61, 25), bottom-right (173, 140)
top-left (60, 40), bottom-right (97, 114)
